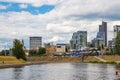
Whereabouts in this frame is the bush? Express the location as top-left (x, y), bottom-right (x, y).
top-left (29, 50), bottom-right (37, 56)
top-left (104, 61), bottom-right (117, 64)
top-left (53, 54), bottom-right (62, 57)
top-left (89, 61), bottom-right (98, 63)
top-left (104, 51), bottom-right (113, 55)
top-left (37, 47), bottom-right (46, 55)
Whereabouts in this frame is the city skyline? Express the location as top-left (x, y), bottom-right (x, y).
top-left (0, 0), bottom-right (120, 50)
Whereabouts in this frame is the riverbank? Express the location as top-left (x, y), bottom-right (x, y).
top-left (1, 55), bottom-right (120, 69)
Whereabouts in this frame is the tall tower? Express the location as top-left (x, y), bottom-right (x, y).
top-left (102, 21), bottom-right (107, 46)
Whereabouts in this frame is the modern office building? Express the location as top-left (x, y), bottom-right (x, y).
top-left (114, 25), bottom-right (120, 38)
top-left (70, 31), bottom-right (87, 49)
top-left (91, 21), bottom-right (107, 49)
top-left (99, 21), bottom-right (107, 46)
top-left (92, 38), bottom-right (104, 49)
top-left (102, 21), bottom-right (107, 46)
top-left (30, 37), bottom-right (42, 50)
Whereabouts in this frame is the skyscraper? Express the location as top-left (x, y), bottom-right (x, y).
top-left (98, 21), bottom-right (107, 46)
top-left (70, 31), bottom-right (87, 49)
top-left (30, 37), bottom-right (42, 50)
top-left (102, 21), bottom-right (107, 46)
top-left (92, 21), bottom-right (107, 48)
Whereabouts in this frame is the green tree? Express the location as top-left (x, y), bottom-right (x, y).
top-left (0, 50), bottom-right (10, 56)
top-left (101, 44), bottom-right (104, 49)
top-left (0, 50), bottom-right (5, 56)
top-left (98, 46), bottom-right (101, 50)
top-left (29, 50), bottom-right (37, 56)
top-left (114, 31), bottom-right (120, 55)
top-left (12, 39), bottom-right (27, 61)
top-left (37, 47), bottom-right (46, 55)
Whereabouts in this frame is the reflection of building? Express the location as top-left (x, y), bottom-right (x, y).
top-left (114, 25), bottom-right (120, 38)
top-left (70, 31), bottom-right (87, 49)
top-left (30, 37), bottom-right (42, 50)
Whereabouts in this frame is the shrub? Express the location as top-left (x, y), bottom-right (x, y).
top-left (104, 51), bottom-right (113, 55)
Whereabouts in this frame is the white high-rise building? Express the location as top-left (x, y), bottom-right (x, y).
top-left (30, 37), bottom-right (42, 50)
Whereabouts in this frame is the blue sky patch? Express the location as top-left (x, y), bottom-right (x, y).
top-left (0, 2), bottom-right (55, 15)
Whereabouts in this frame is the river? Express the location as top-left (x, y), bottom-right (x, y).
top-left (0, 63), bottom-right (120, 80)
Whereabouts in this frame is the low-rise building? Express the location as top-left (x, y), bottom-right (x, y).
top-left (45, 44), bottom-right (56, 55)
top-left (108, 39), bottom-right (114, 52)
top-left (56, 44), bottom-right (70, 54)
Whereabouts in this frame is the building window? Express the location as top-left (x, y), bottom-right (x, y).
top-left (57, 46), bottom-right (61, 48)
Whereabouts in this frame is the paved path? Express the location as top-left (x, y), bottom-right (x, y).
top-left (94, 56), bottom-right (107, 62)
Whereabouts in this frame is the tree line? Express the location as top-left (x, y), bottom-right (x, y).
top-left (0, 39), bottom-right (46, 61)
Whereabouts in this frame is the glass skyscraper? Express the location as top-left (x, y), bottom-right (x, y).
top-left (70, 31), bottom-right (87, 49)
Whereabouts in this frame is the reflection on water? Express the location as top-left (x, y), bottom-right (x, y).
top-left (0, 63), bottom-right (120, 80)
top-left (13, 68), bottom-right (23, 80)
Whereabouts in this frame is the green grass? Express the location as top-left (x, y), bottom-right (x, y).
top-left (0, 56), bottom-right (26, 64)
top-left (89, 61), bottom-right (117, 64)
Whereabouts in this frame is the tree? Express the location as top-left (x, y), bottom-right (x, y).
top-left (0, 50), bottom-right (5, 56)
top-left (29, 50), bottom-right (37, 56)
top-left (37, 47), bottom-right (46, 55)
top-left (114, 31), bottom-right (120, 55)
top-left (0, 50), bottom-right (10, 56)
top-left (101, 44), bottom-right (104, 49)
top-left (12, 39), bottom-right (27, 61)
top-left (97, 46), bottom-right (101, 50)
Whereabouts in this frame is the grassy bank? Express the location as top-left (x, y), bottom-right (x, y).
top-left (1, 55), bottom-right (120, 66)
top-left (27, 55), bottom-right (120, 64)
top-left (28, 57), bottom-right (82, 63)
top-left (27, 56), bottom-right (100, 63)
top-left (0, 56), bottom-right (26, 64)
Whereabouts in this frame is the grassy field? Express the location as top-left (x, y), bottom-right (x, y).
top-left (1, 55), bottom-right (120, 65)
top-left (27, 56), bottom-right (100, 63)
top-left (28, 55), bottom-right (120, 64)
top-left (98, 56), bottom-right (120, 63)
top-left (0, 56), bottom-right (26, 64)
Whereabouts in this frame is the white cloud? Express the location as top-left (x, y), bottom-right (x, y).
top-left (46, 23), bottom-right (77, 33)
top-left (0, 5), bottom-right (7, 9)
top-left (49, 36), bottom-right (63, 42)
top-left (0, 0), bottom-right (120, 49)
top-left (19, 4), bottom-right (28, 8)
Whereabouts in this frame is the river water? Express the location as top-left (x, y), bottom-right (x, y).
top-left (0, 63), bottom-right (120, 80)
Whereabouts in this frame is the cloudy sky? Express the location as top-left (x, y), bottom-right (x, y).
top-left (0, 0), bottom-right (120, 50)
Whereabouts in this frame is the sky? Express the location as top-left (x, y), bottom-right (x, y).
top-left (0, 0), bottom-right (120, 50)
